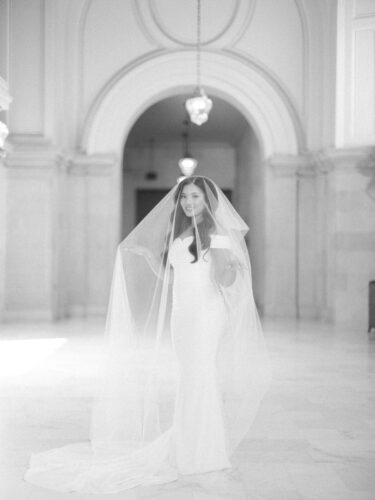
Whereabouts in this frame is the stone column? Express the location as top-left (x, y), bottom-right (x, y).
top-left (0, 157), bottom-right (6, 322)
top-left (264, 156), bottom-right (299, 318)
top-left (66, 154), bottom-right (119, 317)
top-left (0, 77), bottom-right (12, 322)
top-left (326, 148), bottom-right (375, 329)
top-left (295, 156), bottom-right (319, 320)
top-left (2, 145), bottom-right (64, 321)
top-left (313, 153), bottom-right (335, 322)
top-left (264, 153), bottom-right (324, 321)
top-left (357, 149), bottom-right (375, 202)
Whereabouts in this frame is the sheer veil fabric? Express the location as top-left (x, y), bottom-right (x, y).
top-left (24, 176), bottom-right (272, 493)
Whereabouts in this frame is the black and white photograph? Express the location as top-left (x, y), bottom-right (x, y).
top-left (0, 0), bottom-right (375, 499)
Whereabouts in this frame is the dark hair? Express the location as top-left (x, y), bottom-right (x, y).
top-left (164, 176), bottom-right (218, 264)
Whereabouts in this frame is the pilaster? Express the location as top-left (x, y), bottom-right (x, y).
top-left (264, 152), bottom-right (330, 321)
top-left (322, 147), bottom-right (375, 329)
top-left (65, 154), bottom-right (118, 317)
top-left (264, 155), bottom-right (299, 318)
top-left (1, 145), bottom-right (64, 321)
top-left (0, 74), bottom-right (12, 324)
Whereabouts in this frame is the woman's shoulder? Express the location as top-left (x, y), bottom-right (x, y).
top-left (210, 233), bottom-right (231, 249)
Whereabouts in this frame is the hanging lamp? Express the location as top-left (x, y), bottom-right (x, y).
top-left (185, 0), bottom-right (212, 126)
top-left (0, 121), bottom-right (9, 158)
top-left (178, 118), bottom-right (198, 176)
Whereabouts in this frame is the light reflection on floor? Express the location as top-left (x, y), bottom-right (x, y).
top-left (0, 318), bottom-right (374, 499)
top-left (0, 338), bottom-right (67, 376)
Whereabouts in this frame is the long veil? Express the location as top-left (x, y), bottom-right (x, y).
top-left (24, 176), bottom-right (272, 493)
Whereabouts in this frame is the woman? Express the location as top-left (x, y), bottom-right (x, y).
top-left (25, 176), bottom-right (271, 493)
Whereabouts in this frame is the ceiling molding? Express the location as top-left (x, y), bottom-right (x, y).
top-left (134, 0), bottom-right (255, 49)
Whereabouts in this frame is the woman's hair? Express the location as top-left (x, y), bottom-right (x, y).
top-left (163, 176), bottom-right (219, 264)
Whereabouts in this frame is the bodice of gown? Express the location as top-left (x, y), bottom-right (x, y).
top-left (168, 235), bottom-right (223, 306)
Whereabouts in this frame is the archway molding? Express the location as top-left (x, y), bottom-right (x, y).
top-left (81, 50), bottom-right (303, 159)
top-left (69, 49), bottom-right (307, 321)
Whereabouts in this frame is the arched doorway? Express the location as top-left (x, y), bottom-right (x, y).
top-left (81, 50), bottom-right (301, 156)
top-left (122, 93), bottom-right (265, 309)
top-left (79, 50), bottom-right (302, 317)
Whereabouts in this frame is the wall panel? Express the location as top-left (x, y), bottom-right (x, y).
top-left (9, 0), bottom-right (44, 135)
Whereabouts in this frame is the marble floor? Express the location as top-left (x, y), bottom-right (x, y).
top-left (0, 318), bottom-right (374, 500)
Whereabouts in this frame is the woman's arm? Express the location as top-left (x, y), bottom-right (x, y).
top-left (210, 248), bottom-right (238, 287)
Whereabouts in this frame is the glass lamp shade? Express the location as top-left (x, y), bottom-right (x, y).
top-left (178, 156), bottom-right (198, 176)
top-left (0, 121), bottom-right (9, 150)
top-left (185, 88), bottom-right (213, 126)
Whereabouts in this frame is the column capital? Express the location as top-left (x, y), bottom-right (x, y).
top-left (320, 146), bottom-right (372, 172)
top-left (267, 153), bottom-right (318, 178)
top-left (4, 146), bottom-right (64, 172)
top-left (288, 147), bottom-right (374, 176)
top-left (354, 148), bottom-right (375, 200)
top-left (356, 149), bottom-right (375, 177)
top-left (67, 153), bottom-right (118, 177)
top-left (267, 154), bottom-right (302, 177)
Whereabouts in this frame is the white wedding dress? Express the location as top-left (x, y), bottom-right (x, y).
top-left (24, 234), bottom-right (232, 493)
top-left (169, 234), bottom-right (231, 474)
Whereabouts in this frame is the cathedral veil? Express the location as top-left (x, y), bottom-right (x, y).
top-left (25, 176), bottom-right (272, 493)
top-left (91, 176), bottom-right (271, 453)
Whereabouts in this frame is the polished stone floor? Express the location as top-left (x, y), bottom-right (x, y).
top-left (0, 318), bottom-right (374, 499)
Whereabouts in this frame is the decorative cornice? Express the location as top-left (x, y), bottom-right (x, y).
top-left (7, 134), bottom-right (52, 150)
top-left (4, 149), bottom-right (64, 170)
top-left (3, 146), bottom-right (118, 176)
top-left (268, 153), bottom-right (317, 177)
top-left (268, 154), bottom-right (301, 177)
top-left (354, 147), bottom-right (375, 200)
top-left (267, 147), bottom-right (375, 204)
top-left (322, 146), bottom-right (373, 171)
top-left (356, 149), bottom-right (375, 177)
top-left (3, 134), bottom-right (65, 170)
top-left (267, 148), bottom-right (373, 178)
top-left (287, 147), bottom-right (375, 175)
top-left (67, 153), bottom-right (118, 176)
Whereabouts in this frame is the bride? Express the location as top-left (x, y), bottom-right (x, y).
top-left (25, 175), bottom-right (272, 493)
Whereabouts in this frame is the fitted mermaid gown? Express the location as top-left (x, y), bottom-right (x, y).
top-left (169, 234), bottom-right (231, 474)
top-left (24, 234), bottom-right (231, 493)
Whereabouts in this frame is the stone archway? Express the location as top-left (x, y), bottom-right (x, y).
top-left (81, 50), bottom-right (302, 157)
top-left (77, 50), bottom-right (304, 318)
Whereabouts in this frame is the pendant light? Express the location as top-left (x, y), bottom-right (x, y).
top-left (178, 118), bottom-right (197, 176)
top-left (185, 0), bottom-right (212, 126)
top-left (0, 121), bottom-right (9, 158)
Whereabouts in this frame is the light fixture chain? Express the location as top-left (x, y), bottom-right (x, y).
top-left (197, 0), bottom-right (201, 89)
top-left (185, 0), bottom-right (212, 126)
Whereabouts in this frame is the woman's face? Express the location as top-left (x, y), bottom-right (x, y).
top-left (180, 183), bottom-right (206, 219)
